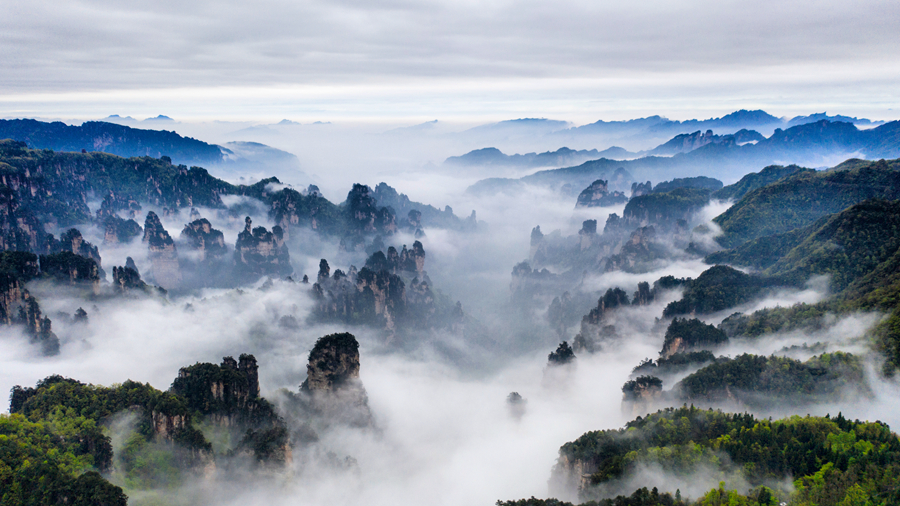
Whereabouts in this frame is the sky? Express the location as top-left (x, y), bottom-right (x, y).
top-left (2, 0), bottom-right (899, 123)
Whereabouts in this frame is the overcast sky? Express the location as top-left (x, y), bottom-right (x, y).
top-left (2, 0), bottom-right (899, 123)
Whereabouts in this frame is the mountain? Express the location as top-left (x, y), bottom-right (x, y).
top-left (787, 112), bottom-right (884, 128)
top-left (647, 129), bottom-right (764, 156)
top-left (711, 164), bottom-right (805, 201)
top-left (542, 406), bottom-right (900, 504)
top-left (0, 119), bottom-right (223, 166)
top-left (708, 196), bottom-right (900, 373)
top-left (444, 146), bottom-right (610, 168)
top-left (469, 121), bottom-right (900, 200)
top-left (712, 158), bottom-right (900, 249)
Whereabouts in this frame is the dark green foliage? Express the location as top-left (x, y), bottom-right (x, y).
top-left (633, 351), bottom-right (717, 377)
top-left (237, 425), bottom-right (291, 464)
top-left (763, 199), bottom-right (900, 292)
top-left (308, 333), bottom-right (360, 363)
top-left (705, 198), bottom-right (900, 372)
top-left (653, 275), bottom-right (689, 292)
top-left (170, 355), bottom-right (279, 429)
top-left (557, 406), bottom-right (900, 504)
top-left (0, 250), bottom-right (40, 281)
top-left (622, 188), bottom-right (711, 230)
top-left (0, 414), bottom-right (127, 506)
top-left (372, 182), bottom-right (463, 230)
top-left (711, 164), bottom-right (805, 201)
top-left (549, 341), bottom-right (576, 365)
top-left (704, 222), bottom-right (820, 270)
top-left (268, 187), bottom-right (343, 236)
top-left (674, 352), bottom-right (868, 406)
top-left (717, 305), bottom-right (830, 339)
top-left (660, 319), bottom-right (727, 356)
top-left (39, 251), bottom-right (101, 284)
top-left (622, 376), bottom-right (663, 401)
top-left (663, 266), bottom-right (779, 317)
top-left (713, 159), bottom-right (900, 249)
top-left (497, 487), bottom-right (686, 506)
top-left (0, 119), bottom-right (224, 165)
top-left (653, 176), bottom-right (723, 193)
top-left (0, 139), bottom-right (248, 230)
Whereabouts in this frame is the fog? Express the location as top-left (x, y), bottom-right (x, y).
top-left (2, 121), bottom-right (900, 505)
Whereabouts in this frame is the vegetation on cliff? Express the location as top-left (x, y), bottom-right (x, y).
top-left (549, 406), bottom-right (900, 505)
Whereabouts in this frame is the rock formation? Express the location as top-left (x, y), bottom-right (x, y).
top-left (102, 215), bottom-right (142, 244)
top-left (300, 333), bottom-right (373, 427)
top-left (44, 228), bottom-right (102, 267)
top-left (621, 375), bottom-right (663, 418)
top-left (180, 216), bottom-right (227, 262)
top-left (571, 287), bottom-right (630, 353)
top-left (603, 226), bottom-right (666, 273)
top-left (233, 216), bottom-right (292, 281)
top-left (143, 211), bottom-right (182, 289)
top-left (0, 184), bottom-right (44, 253)
top-left (574, 179), bottom-right (628, 208)
top-left (344, 184), bottom-right (397, 239)
top-left (630, 181), bottom-right (652, 198)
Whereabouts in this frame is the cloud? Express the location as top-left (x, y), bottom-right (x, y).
top-left (1, 0), bottom-right (899, 121)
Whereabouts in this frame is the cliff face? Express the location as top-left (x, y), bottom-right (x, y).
top-left (171, 354), bottom-right (281, 432)
top-left (313, 262), bottom-right (407, 332)
top-left (45, 228), bottom-right (102, 267)
top-left (300, 333), bottom-right (372, 427)
top-left (269, 187), bottom-right (342, 238)
top-left (233, 217), bottom-right (292, 281)
top-left (0, 184), bottom-right (45, 253)
top-left (603, 226), bottom-right (666, 273)
top-left (574, 179), bottom-right (628, 208)
top-left (0, 273), bottom-right (59, 355)
top-left (572, 287), bottom-right (630, 353)
top-left (180, 215), bottom-right (227, 262)
top-left (344, 184), bottom-right (397, 237)
top-left (621, 376), bottom-right (663, 418)
top-left (630, 181), bottom-right (652, 198)
top-left (143, 211), bottom-right (182, 289)
top-left (102, 215), bottom-right (142, 244)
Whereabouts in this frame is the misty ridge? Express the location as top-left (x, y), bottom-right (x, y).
top-left (2, 111), bottom-right (900, 506)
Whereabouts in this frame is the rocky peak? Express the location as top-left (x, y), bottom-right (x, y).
top-left (631, 181), bottom-right (652, 198)
top-left (45, 228), bottom-right (102, 267)
top-left (575, 179), bottom-right (628, 208)
top-left (180, 217), bottom-right (226, 261)
top-left (621, 375), bottom-right (663, 417)
top-left (317, 258), bottom-right (330, 282)
top-left (96, 191), bottom-right (142, 220)
top-left (102, 215), bottom-right (142, 245)
top-left (633, 281), bottom-right (652, 306)
top-left (578, 219), bottom-right (597, 250)
top-left (301, 333), bottom-right (361, 393)
top-left (125, 257), bottom-right (139, 276)
top-left (345, 183), bottom-right (397, 235)
top-left (172, 354), bottom-right (265, 421)
top-left (233, 217), bottom-right (291, 280)
top-left (142, 211), bottom-right (181, 289)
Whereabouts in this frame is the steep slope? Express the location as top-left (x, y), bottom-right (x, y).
top-left (712, 158), bottom-right (900, 248)
top-left (0, 119), bottom-right (224, 166)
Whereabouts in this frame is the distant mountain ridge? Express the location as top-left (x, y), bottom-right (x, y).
top-left (0, 119), bottom-right (224, 166)
top-left (467, 119), bottom-right (900, 195)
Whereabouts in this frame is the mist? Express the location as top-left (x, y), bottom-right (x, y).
top-left (2, 111), bottom-right (900, 506)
